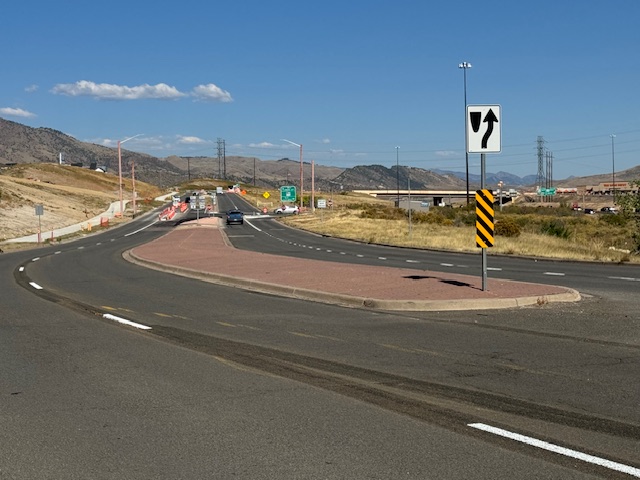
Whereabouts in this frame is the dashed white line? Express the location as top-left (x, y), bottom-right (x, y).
top-left (29, 282), bottom-right (43, 290)
top-left (124, 221), bottom-right (157, 237)
top-left (31, 257), bottom-right (40, 262)
top-left (468, 423), bottom-right (640, 478)
top-left (487, 267), bottom-right (503, 271)
top-left (54, 251), bottom-right (62, 255)
top-left (406, 259), bottom-right (419, 263)
top-left (357, 254), bottom-right (364, 258)
top-left (608, 276), bottom-right (640, 282)
top-left (19, 266), bottom-right (25, 272)
top-left (440, 263), bottom-right (454, 267)
top-left (102, 313), bottom-right (152, 330)
top-left (378, 257), bottom-right (387, 260)
top-left (544, 272), bottom-right (566, 276)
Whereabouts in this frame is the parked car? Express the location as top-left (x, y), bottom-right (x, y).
top-left (600, 206), bottom-right (617, 213)
top-left (275, 205), bottom-right (299, 214)
top-left (226, 209), bottom-right (244, 225)
top-left (584, 208), bottom-right (596, 215)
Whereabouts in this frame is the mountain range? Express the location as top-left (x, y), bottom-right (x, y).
top-left (1, 118), bottom-right (638, 190)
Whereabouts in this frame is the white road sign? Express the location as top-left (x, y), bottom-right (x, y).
top-left (466, 105), bottom-right (501, 154)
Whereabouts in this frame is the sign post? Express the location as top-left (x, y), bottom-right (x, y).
top-left (35, 204), bottom-right (44, 245)
top-left (467, 105), bottom-right (501, 291)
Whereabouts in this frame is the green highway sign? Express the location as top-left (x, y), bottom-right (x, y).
top-left (280, 185), bottom-right (296, 202)
top-left (538, 187), bottom-right (557, 196)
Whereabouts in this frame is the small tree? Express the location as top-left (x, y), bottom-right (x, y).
top-left (617, 179), bottom-right (640, 253)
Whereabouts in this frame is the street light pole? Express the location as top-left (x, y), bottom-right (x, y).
top-left (611, 134), bottom-right (616, 201)
top-left (282, 139), bottom-right (303, 208)
top-left (395, 146), bottom-right (400, 206)
top-left (117, 134), bottom-right (142, 217)
top-left (459, 61), bottom-right (472, 206)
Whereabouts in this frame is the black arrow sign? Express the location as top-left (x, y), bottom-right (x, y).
top-left (481, 108), bottom-right (499, 149)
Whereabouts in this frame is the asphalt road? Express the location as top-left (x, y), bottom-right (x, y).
top-left (2, 199), bottom-right (639, 479)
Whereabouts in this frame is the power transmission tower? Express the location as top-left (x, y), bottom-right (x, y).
top-left (536, 136), bottom-right (545, 192)
top-left (217, 138), bottom-right (223, 178)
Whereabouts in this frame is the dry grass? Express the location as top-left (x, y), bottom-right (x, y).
top-left (279, 201), bottom-right (640, 264)
top-left (0, 164), bottom-right (162, 241)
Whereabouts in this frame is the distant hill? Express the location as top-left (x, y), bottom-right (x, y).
top-left (0, 118), bottom-right (184, 186)
top-left (333, 164), bottom-right (466, 191)
top-left (433, 169), bottom-right (539, 188)
top-left (2, 117), bottom-right (638, 191)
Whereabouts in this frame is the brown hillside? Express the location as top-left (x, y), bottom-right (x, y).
top-left (0, 164), bottom-right (162, 241)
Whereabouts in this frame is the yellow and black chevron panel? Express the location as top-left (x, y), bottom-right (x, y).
top-left (475, 189), bottom-right (494, 248)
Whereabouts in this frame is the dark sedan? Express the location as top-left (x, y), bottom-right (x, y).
top-left (226, 209), bottom-right (244, 225)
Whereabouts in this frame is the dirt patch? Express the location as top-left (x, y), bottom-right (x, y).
top-left (0, 164), bottom-right (162, 241)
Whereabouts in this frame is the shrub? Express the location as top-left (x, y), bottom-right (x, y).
top-left (541, 219), bottom-right (572, 239)
top-left (599, 213), bottom-right (627, 227)
top-left (495, 218), bottom-right (521, 237)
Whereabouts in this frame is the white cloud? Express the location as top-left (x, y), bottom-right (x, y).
top-left (321, 138), bottom-right (331, 144)
top-left (435, 150), bottom-right (457, 157)
top-left (191, 83), bottom-right (233, 103)
top-left (25, 84), bottom-right (39, 93)
top-left (329, 149), bottom-right (344, 155)
top-left (0, 107), bottom-right (36, 118)
top-left (248, 142), bottom-right (278, 148)
top-left (51, 80), bottom-right (185, 100)
top-left (177, 135), bottom-right (208, 145)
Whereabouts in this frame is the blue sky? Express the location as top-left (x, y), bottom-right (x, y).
top-left (2, 0), bottom-right (639, 181)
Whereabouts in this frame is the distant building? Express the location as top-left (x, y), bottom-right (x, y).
top-left (585, 182), bottom-right (638, 195)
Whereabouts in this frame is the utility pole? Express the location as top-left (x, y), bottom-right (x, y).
top-left (223, 139), bottom-right (226, 180)
top-left (546, 151), bottom-right (553, 202)
top-left (536, 136), bottom-right (545, 201)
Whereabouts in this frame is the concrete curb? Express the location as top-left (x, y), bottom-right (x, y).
top-left (123, 249), bottom-right (581, 312)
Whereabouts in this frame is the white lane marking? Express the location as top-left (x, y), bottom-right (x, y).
top-left (608, 276), bottom-right (640, 282)
top-left (31, 257), bottom-right (40, 262)
top-left (245, 220), bottom-right (262, 232)
top-left (29, 282), bottom-right (43, 290)
top-left (78, 246), bottom-right (84, 250)
top-left (378, 257), bottom-right (387, 260)
top-left (406, 260), bottom-right (419, 263)
top-left (326, 250), bottom-right (332, 253)
top-left (340, 252), bottom-right (346, 255)
top-left (54, 251), bottom-right (62, 255)
top-left (96, 242), bottom-right (102, 246)
top-left (468, 423), bottom-right (640, 478)
top-left (19, 266), bottom-right (25, 272)
top-left (357, 254), bottom-right (364, 258)
top-left (544, 272), bottom-right (566, 276)
top-left (487, 267), bottom-right (503, 271)
top-left (102, 314), bottom-right (152, 330)
top-left (440, 263), bottom-right (454, 267)
top-left (124, 221), bottom-right (158, 237)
